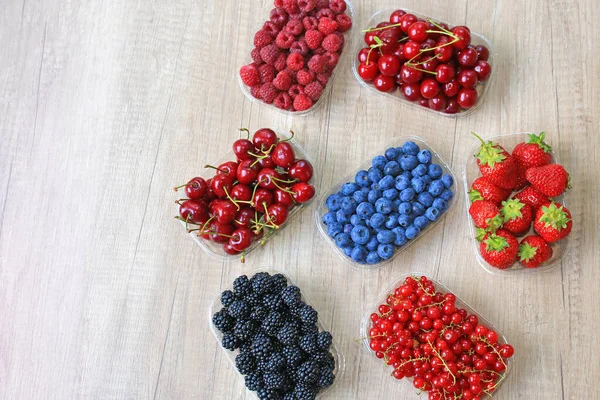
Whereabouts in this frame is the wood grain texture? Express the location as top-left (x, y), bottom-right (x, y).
top-left (1, 0), bottom-right (599, 399)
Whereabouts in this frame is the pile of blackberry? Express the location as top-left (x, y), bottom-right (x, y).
top-left (212, 272), bottom-right (336, 400)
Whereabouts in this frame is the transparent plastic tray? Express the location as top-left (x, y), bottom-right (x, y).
top-left (462, 132), bottom-right (570, 274)
top-left (360, 273), bottom-right (512, 397)
top-left (178, 130), bottom-right (316, 262)
top-left (352, 8), bottom-right (495, 118)
top-left (209, 266), bottom-right (344, 399)
top-left (315, 136), bottom-right (457, 269)
top-left (238, 0), bottom-right (356, 116)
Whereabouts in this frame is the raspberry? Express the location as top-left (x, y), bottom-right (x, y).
top-left (322, 51), bottom-right (339, 69)
top-left (273, 71), bottom-right (293, 90)
top-left (286, 52), bottom-right (305, 70)
top-left (274, 0), bottom-right (284, 5)
top-left (297, 0), bottom-right (316, 12)
top-left (251, 47), bottom-right (263, 64)
top-left (335, 13), bottom-right (352, 32)
top-left (315, 0), bottom-right (329, 9)
top-left (260, 44), bottom-right (281, 65)
top-left (288, 84), bottom-right (305, 99)
top-left (322, 33), bottom-right (342, 52)
top-left (263, 21), bottom-right (281, 35)
top-left (302, 16), bottom-right (318, 31)
top-left (304, 30), bottom-right (324, 50)
top-left (290, 39), bottom-right (309, 56)
top-left (329, 0), bottom-right (346, 14)
top-left (284, 19), bottom-right (304, 36)
top-left (240, 64), bottom-right (261, 86)
top-left (293, 94), bottom-right (314, 111)
top-left (284, 68), bottom-right (297, 81)
top-left (274, 53), bottom-right (287, 71)
top-left (254, 29), bottom-right (274, 48)
top-left (270, 7), bottom-right (289, 28)
top-left (274, 92), bottom-right (292, 110)
top-left (317, 72), bottom-right (330, 85)
top-left (318, 17), bottom-right (338, 35)
top-left (260, 82), bottom-right (280, 104)
top-left (282, 0), bottom-right (299, 14)
top-left (316, 8), bottom-right (335, 19)
top-left (304, 81), bottom-right (323, 101)
top-left (276, 31), bottom-right (295, 49)
top-left (313, 46), bottom-right (327, 55)
top-left (259, 64), bottom-right (276, 83)
top-left (296, 69), bottom-right (315, 85)
top-left (307, 54), bottom-right (327, 73)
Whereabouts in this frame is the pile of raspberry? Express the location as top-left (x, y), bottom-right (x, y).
top-left (239, 0), bottom-right (352, 112)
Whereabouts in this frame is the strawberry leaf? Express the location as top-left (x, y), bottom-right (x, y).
top-left (472, 132), bottom-right (506, 168)
top-left (475, 228), bottom-right (486, 242)
top-left (539, 203), bottom-right (571, 230)
top-left (484, 234), bottom-right (509, 252)
top-left (501, 199), bottom-right (524, 222)
top-left (485, 215), bottom-right (503, 232)
top-left (518, 243), bottom-right (538, 262)
top-left (527, 132), bottom-right (552, 153)
top-left (468, 189), bottom-right (483, 202)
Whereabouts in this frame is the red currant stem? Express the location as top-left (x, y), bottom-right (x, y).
top-left (427, 341), bottom-right (457, 385)
top-left (412, 276), bottom-right (436, 296)
top-left (414, 299), bottom-right (447, 311)
top-left (362, 22), bottom-right (402, 33)
top-left (239, 127), bottom-right (250, 139)
top-left (204, 164), bottom-right (227, 174)
top-left (391, 357), bottom-right (431, 372)
top-left (280, 130), bottom-right (295, 142)
top-left (173, 183), bottom-right (186, 191)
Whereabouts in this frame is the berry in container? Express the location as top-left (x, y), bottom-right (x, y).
top-left (174, 129), bottom-right (317, 262)
top-left (315, 136), bottom-right (457, 268)
top-left (210, 267), bottom-right (344, 399)
top-left (238, 0), bottom-right (355, 115)
top-left (360, 274), bottom-right (514, 399)
top-left (353, 8), bottom-right (494, 117)
top-left (463, 132), bottom-right (572, 274)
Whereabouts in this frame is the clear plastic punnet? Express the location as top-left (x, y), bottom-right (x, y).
top-left (352, 8), bottom-right (495, 118)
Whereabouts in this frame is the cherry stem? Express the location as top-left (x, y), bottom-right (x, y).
top-left (404, 64), bottom-right (437, 75)
top-left (239, 127), bottom-right (250, 140)
top-left (407, 54), bottom-right (439, 66)
top-left (260, 228), bottom-right (274, 246)
top-left (249, 183), bottom-right (260, 206)
top-left (427, 18), bottom-right (452, 34)
top-left (362, 22), bottom-right (402, 33)
top-left (271, 180), bottom-right (296, 195)
top-left (173, 183), bottom-right (186, 191)
top-left (175, 199), bottom-right (188, 205)
top-left (240, 251), bottom-right (246, 264)
top-left (198, 215), bottom-right (215, 236)
top-left (272, 177), bottom-right (298, 184)
top-left (223, 187), bottom-right (241, 210)
top-left (263, 202), bottom-right (279, 229)
top-left (280, 130), bottom-right (295, 142)
top-left (204, 164), bottom-right (227, 174)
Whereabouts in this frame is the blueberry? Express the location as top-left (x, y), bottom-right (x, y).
top-left (441, 174), bottom-right (454, 189)
top-left (397, 214), bottom-right (413, 228)
top-left (370, 213), bottom-right (386, 229)
top-left (392, 198), bottom-right (402, 211)
top-left (411, 164), bottom-right (428, 177)
top-left (399, 155), bottom-right (419, 171)
top-left (342, 246), bottom-right (353, 257)
top-left (335, 232), bottom-right (351, 247)
top-left (377, 243), bottom-right (395, 260)
top-left (379, 175), bottom-right (395, 190)
top-left (414, 216), bottom-right (430, 230)
top-left (392, 227), bottom-right (407, 246)
top-left (395, 147), bottom-right (405, 158)
top-left (400, 188), bottom-right (416, 202)
top-left (428, 164), bottom-right (443, 179)
top-left (428, 180), bottom-right (445, 197)
top-left (385, 147), bottom-right (398, 161)
top-left (383, 188), bottom-right (399, 200)
top-left (417, 192), bottom-right (434, 207)
top-left (440, 188), bottom-right (454, 201)
top-left (327, 222), bottom-right (343, 237)
top-left (350, 225), bottom-right (371, 244)
top-left (368, 189), bottom-right (382, 204)
top-left (371, 182), bottom-right (380, 190)
top-left (412, 202), bottom-right (426, 216)
top-left (398, 202), bottom-right (412, 215)
top-left (376, 229), bottom-right (395, 244)
top-left (375, 198), bottom-right (393, 214)
top-left (343, 223), bottom-right (353, 233)
top-left (433, 198), bottom-right (448, 211)
top-left (406, 225), bottom-right (421, 240)
top-left (368, 167), bottom-right (384, 183)
top-left (366, 251), bottom-right (382, 265)
top-left (411, 177), bottom-right (426, 193)
top-left (350, 214), bottom-right (364, 226)
top-left (402, 141), bottom-right (420, 155)
top-left (351, 246), bottom-right (368, 263)
top-left (366, 236), bottom-right (380, 251)
top-left (395, 175), bottom-right (411, 191)
top-left (341, 196), bottom-right (358, 214)
top-left (353, 189), bottom-right (368, 203)
top-left (425, 207), bottom-right (441, 221)
top-left (355, 170), bottom-right (370, 187)
top-left (384, 161), bottom-right (401, 176)
top-left (322, 212), bottom-right (336, 226)
top-left (341, 182), bottom-right (359, 196)
top-left (417, 149), bottom-right (432, 164)
top-left (372, 155), bottom-right (387, 170)
top-left (421, 175), bottom-right (432, 186)
top-left (326, 194), bottom-right (343, 211)
top-left (336, 209), bottom-right (349, 224)
top-left (356, 202), bottom-right (375, 218)
top-left (364, 218), bottom-right (372, 228)
top-left (385, 213), bottom-right (398, 229)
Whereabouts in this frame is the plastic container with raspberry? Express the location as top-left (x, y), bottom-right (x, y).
top-left (239, 0), bottom-right (355, 115)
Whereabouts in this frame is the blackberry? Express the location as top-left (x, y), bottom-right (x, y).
top-left (263, 292), bottom-right (284, 311)
top-left (311, 350), bottom-right (330, 364)
top-left (257, 388), bottom-right (283, 400)
top-left (297, 304), bottom-right (318, 325)
top-left (280, 286), bottom-right (302, 308)
top-left (233, 275), bottom-right (251, 297)
top-left (250, 305), bottom-right (268, 321)
top-left (251, 333), bottom-right (273, 359)
top-left (320, 352), bottom-right (335, 372)
top-left (262, 311), bottom-right (284, 336)
top-left (294, 383), bottom-right (317, 400)
top-left (229, 300), bottom-right (250, 320)
top-left (270, 273), bottom-right (288, 293)
top-left (316, 331), bottom-right (333, 350)
top-left (266, 352), bottom-right (286, 372)
top-left (222, 332), bottom-right (239, 351)
top-left (235, 352), bottom-right (256, 375)
top-left (282, 345), bottom-right (305, 367)
top-left (300, 323), bottom-right (319, 336)
top-left (234, 319), bottom-right (257, 341)
top-left (316, 370), bottom-right (335, 388)
top-left (299, 334), bottom-right (318, 354)
top-left (211, 309), bottom-right (234, 333)
top-left (296, 361), bottom-right (319, 384)
top-left (245, 292), bottom-right (262, 307)
top-left (256, 357), bottom-right (270, 372)
top-left (251, 272), bottom-right (273, 296)
top-left (282, 393), bottom-right (295, 400)
top-left (263, 372), bottom-right (285, 390)
top-left (220, 290), bottom-right (235, 307)
top-left (240, 341), bottom-right (253, 354)
top-left (245, 372), bottom-right (263, 391)
top-left (276, 323), bottom-right (299, 346)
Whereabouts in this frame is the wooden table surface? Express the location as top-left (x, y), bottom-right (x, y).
top-left (2, 0), bottom-right (599, 399)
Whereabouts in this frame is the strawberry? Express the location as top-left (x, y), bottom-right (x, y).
top-left (472, 133), bottom-right (518, 189)
top-left (480, 230), bottom-right (519, 269)
top-left (500, 199), bottom-right (533, 235)
top-left (468, 200), bottom-right (503, 231)
top-left (469, 176), bottom-right (512, 205)
top-left (518, 235), bottom-right (553, 268)
top-left (513, 186), bottom-right (550, 210)
top-left (513, 166), bottom-right (528, 191)
top-left (512, 132), bottom-right (553, 170)
top-left (533, 202), bottom-right (572, 242)
top-left (526, 164), bottom-right (570, 197)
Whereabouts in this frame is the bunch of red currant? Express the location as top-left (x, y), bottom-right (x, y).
top-left (356, 10), bottom-right (492, 114)
top-left (367, 276), bottom-right (514, 400)
top-left (174, 128), bottom-right (315, 261)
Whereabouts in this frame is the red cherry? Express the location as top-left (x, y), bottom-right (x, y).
top-left (475, 45), bottom-right (490, 61)
top-left (183, 177), bottom-right (207, 200)
top-left (216, 161), bottom-right (238, 179)
top-left (236, 160), bottom-right (260, 185)
top-left (230, 184), bottom-right (252, 201)
top-left (358, 47), bottom-right (379, 64)
top-left (420, 78), bottom-right (441, 99)
top-left (252, 128), bottom-right (278, 151)
top-left (421, 56), bottom-right (439, 72)
top-left (257, 168), bottom-right (282, 190)
top-left (358, 61), bottom-right (379, 82)
top-left (210, 175), bottom-right (234, 198)
top-left (392, 44), bottom-right (407, 64)
top-left (232, 138), bottom-right (256, 161)
top-left (443, 79), bottom-right (460, 97)
top-left (389, 9), bottom-right (406, 24)
top-left (275, 188), bottom-right (295, 207)
top-left (364, 31), bottom-right (379, 46)
top-left (373, 74), bottom-right (396, 92)
top-left (204, 178), bottom-right (216, 201)
top-left (378, 28), bottom-right (401, 54)
top-left (435, 64), bottom-right (455, 83)
top-left (209, 199), bottom-right (237, 224)
top-left (179, 199), bottom-right (210, 224)
top-left (434, 37), bottom-right (454, 62)
top-left (444, 99), bottom-right (459, 114)
top-left (457, 88), bottom-right (478, 109)
top-left (291, 182), bottom-right (315, 203)
top-left (223, 242), bottom-right (242, 255)
top-left (266, 203), bottom-right (289, 226)
top-left (402, 40), bottom-right (421, 60)
top-left (402, 83), bottom-right (421, 101)
top-left (458, 47), bottom-right (479, 67)
top-left (457, 69), bottom-right (478, 88)
top-left (234, 207), bottom-right (255, 228)
top-left (229, 227), bottom-right (254, 251)
top-left (378, 54), bottom-right (401, 77)
top-left (257, 156), bottom-right (276, 169)
top-left (288, 159), bottom-right (313, 182)
top-left (253, 188), bottom-right (275, 212)
top-left (271, 141), bottom-right (296, 168)
top-left (474, 60), bottom-right (492, 81)
top-left (399, 14), bottom-right (418, 33)
top-left (400, 65), bottom-right (423, 84)
top-left (407, 21), bottom-right (429, 42)
top-left (208, 221), bottom-right (234, 244)
top-left (428, 93), bottom-right (447, 111)
top-left (451, 26), bottom-right (471, 50)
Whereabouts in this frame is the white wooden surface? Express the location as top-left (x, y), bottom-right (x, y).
top-left (1, 0), bottom-right (599, 399)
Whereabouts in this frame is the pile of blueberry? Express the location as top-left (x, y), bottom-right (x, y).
top-left (322, 140), bottom-right (455, 265)
top-left (212, 272), bottom-right (336, 400)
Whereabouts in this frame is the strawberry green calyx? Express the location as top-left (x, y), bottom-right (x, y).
top-left (518, 243), bottom-right (538, 262)
top-left (501, 199), bottom-right (524, 222)
top-left (486, 214), bottom-right (504, 232)
top-left (475, 228), bottom-right (486, 242)
top-left (539, 203), bottom-right (571, 230)
top-left (471, 132), bottom-right (506, 168)
top-left (468, 189), bottom-right (484, 202)
top-left (527, 132), bottom-right (552, 153)
top-left (484, 233), bottom-right (509, 252)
